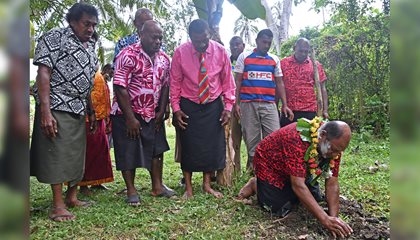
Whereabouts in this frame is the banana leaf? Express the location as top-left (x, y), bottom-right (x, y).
top-left (192, 0), bottom-right (266, 21)
top-left (228, 0), bottom-right (266, 20)
top-left (192, 0), bottom-right (209, 20)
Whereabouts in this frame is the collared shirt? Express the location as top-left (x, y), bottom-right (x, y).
top-left (32, 26), bottom-right (98, 115)
top-left (170, 40), bottom-right (235, 112)
top-left (113, 33), bottom-right (139, 63)
top-left (90, 71), bottom-right (111, 120)
top-left (254, 122), bottom-right (341, 190)
top-left (234, 49), bottom-right (282, 103)
top-left (111, 43), bottom-right (170, 123)
top-left (281, 55), bottom-right (327, 112)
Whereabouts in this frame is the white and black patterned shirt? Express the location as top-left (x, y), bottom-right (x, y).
top-left (33, 26), bottom-right (98, 115)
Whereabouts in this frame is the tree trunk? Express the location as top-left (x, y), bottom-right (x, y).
top-left (261, 0), bottom-right (281, 54)
top-left (207, 0), bottom-right (223, 43)
top-left (279, 0), bottom-right (293, 44)
top-left (309, 49), bottom-right (323, 116)
top-left (217, 125), bottom-right (235, 187)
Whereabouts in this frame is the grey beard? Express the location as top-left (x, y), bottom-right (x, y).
top-left (319, 141), bottom-right (330, 158)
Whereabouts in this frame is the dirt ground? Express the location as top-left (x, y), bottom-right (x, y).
top-left (243, 197), bottom-right (390, 239)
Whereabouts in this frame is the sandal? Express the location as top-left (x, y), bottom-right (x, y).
top-left (126, 194), bottom-right (141, 207)
top-left (153, 185), bottom-right (176, 198)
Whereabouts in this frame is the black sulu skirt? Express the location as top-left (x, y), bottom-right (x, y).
top-left (179, 97), bottom-right (226, 172)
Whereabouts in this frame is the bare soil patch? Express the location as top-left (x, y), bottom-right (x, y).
top-left (243, 198), bottom-right (390, 239)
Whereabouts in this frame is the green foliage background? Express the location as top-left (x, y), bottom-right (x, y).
top-left (280, 0), bottom-right (390, 137)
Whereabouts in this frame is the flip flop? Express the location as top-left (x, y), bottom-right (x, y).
top-left (48, 207), bottom-right (76, 222)
top-left (155, 186), bottom-right (176, 198)
top-left (126, 194), bottom-right (141, 207)
top-left (116, 188), bottom-right (128, 195)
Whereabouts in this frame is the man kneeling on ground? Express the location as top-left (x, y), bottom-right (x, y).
top-left (237, 118), bottom-right (353, 238)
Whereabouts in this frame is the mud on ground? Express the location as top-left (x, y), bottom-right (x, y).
top-left (243, 198), bottom-right (390, 239)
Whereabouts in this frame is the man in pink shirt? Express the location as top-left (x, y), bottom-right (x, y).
top-left (170, 19), bottom-right (236, 199)
top-left (112, 20), bottom-right (175, 206)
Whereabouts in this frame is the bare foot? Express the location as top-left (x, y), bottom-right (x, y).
top-left (182, 191), bottom-right (193, 200)
top-left (203, 187), bottom-right (224, 199)
top-left (236, 177), bottom-right (256, 200)
top-left (65, 199), bottom-right (93, 208)
top-left (48, 207), bottom-right (76, 222)
top-left (79, 186), bottom-right (92, 196)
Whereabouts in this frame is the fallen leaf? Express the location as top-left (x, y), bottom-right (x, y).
top-left (368, 166), bottom-right (379, 173)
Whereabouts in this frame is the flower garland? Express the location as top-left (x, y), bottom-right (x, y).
top-left (296, 116), bottom-right (339, 185)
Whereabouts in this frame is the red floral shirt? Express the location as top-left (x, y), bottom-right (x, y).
top-left (111, 43), bottom-right (170, 122)
top-left (280, 56), bottom-right (327, 112)
top-left (254, 122), bottom-right (341, 189)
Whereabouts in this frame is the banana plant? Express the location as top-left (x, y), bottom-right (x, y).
top-left (191, 0), bottom-right (284, 54)
top-left (191, 0), bottom-right (266, 43)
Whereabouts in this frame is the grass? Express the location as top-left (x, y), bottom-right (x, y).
top-left (29, 123), bottom-right (389, 239)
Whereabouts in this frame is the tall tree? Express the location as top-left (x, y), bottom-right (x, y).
top-left (278, 0), bottom-right (293, 44)
top-left (260, 0), bottom-right (280, 54)
top-left (233, 15), bottom-right (258, 46)
top-left (280, 0), bottom-right (390, 135)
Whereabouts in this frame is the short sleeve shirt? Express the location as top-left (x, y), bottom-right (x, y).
top-left (254, 122), bottom-right (341, 189)
top-left (234, 50), bottom-right (282, 77)
top-left (111, 43), bottom-right (170, 122)
top-left (113, 33), bottom-right (139, 64)
top-left (280, 56), bottom-right (327, 112)
top-left (32, 27), bottom-right (98, 115)
top-left (234, 50), bottom-right (282, 103)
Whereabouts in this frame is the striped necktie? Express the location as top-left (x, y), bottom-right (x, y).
top-left (198, 53), bottom-right (210, 104)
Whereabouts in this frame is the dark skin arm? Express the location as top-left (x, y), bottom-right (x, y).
top-left (114, 85), bottom-right (141, 139)
top-left (173, 110), bottom-right (189, 130)
top-left (234, 72), bottom-right (243, 120)
top-left (164, 103), bottom-right (170, 121)
top-left (219, 110), bottom-right (231, 126)
top-left (155, 85), bottom-right (169, 131)
top-left (105, 117), bottom-right (112, 134)
top-left (36, 64), bottom-right (57, 138)
top-left (321, 81), bottom-right (329, 119)
top-left (290, 176), bottom-right (352, 239)
top-left (86, 94), bottom-right (97, 133)
top-left (275, 76), bottom-right (294, 121)
top-left (325, 176), bottom-right (340, 217)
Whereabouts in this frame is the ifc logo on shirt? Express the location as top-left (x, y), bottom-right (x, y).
top-left (248, 71), bottom-right (273, 81)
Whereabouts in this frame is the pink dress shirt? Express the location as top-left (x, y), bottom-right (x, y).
top-left (170, 40), bottom-right (236, 112)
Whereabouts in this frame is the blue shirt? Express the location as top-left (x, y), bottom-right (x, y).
top-left (113, 33), bottom-right (139, 64)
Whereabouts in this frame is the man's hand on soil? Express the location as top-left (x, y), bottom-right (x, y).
top-left (322, 216), bottom-right (353, 239)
